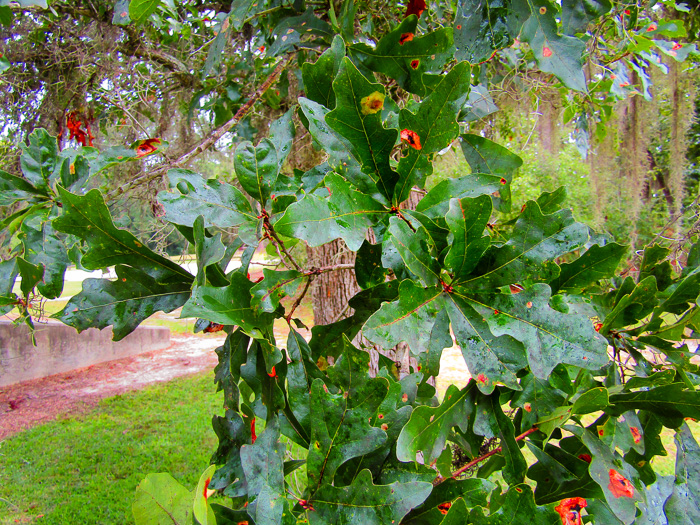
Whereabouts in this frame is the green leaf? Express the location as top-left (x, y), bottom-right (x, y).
top-left (463, 202), bottom-right (588, 288)
top-left (456, 284), bottom-right (609, 378)
top-left (181, 273), bottom-right (276, 342)
top-left (445, 293), bottom-right (525, 393)
top-left (192, 465), bottom-right (217, 525)
top-left (326, 57), bottom-right (399, 202)
top-left (286, 329), bottom-right (326, 437)
top-left (298, 98), bottom-right (383, 203)
top-left (582, 430), bottom-right (645, 524)
top-left (234, 138), bottom-right (279, 206)
top-left (526, 441), bottom-right (602, 505)
top-left (363, 280), bottom-right (445, 356)
top-left (132, 473), bottom-right (193, 525)
top-left (469, 484), bottom-right (559, 524)
top-left (209, 409), bottom-right (251, 495)
top-left (355, 240), bottom-right (390, 289)
top-left (665, 423), bottom-right (700, 523)
top-left (607, 383), bottom-right (700, 421)
top-left (274, 173), bottom-right (386, 251)
top-left (16, 256), bottom-right (43, 298)
top-left (306, 378), bottom-right (388, 492)
top-left (454, 0), bottom-right (515, 63)
top-left (268, 110), bottom-right (296, 173)
top-left (520, 1), bottom-right (588, 92)
top-left (267, 7), bottom-right (333, 56)
top-left (601, 276), bottom-right (658, 332)
top-left (129, 0), bottom-right (162, 24)
top-left (53, 187), bottom-right (193, 283)
top-left (54, 266), bottom-right (191, 341)
top-left (416, 173), bottom-right (503, 218)
top-left (0, 259), bottom-right (18, 315)
top-left (0, 168), bottom-right (47, 206)
top-left (445, 195), bottom-right (492, 281)
top-left (250, 269), bottom-right (305, 313)
top-left (21, 216), bottom-right (71, 299)
top-left (572, 386), bottom-right (609, 414)
top-left (474, 394), bottom-right (528, 485)
top-left (301, 35), bottom-right (345, 110)
top-left (20, 128), bottom-right (58, 191)
top-left (159, 170), bottom-right (257, 244)
top-left (550, 242), bottom-right (627, 292)
top-left (309, 469), bottom-right (432, 525)
top-left (561, 0), bottom-right (612, 35)
top-left (459, 134), bottom-right (522, 211)
top-left (394, 62), bottom-right (471, 203)
top-left (193, 216), bottom-right (225, 287)
top-left (214, 330), bottom-right (250, 411)
top-left (351, 17), bottom-right (453, 97)
top-left (403, 479), bottom-right (495, 524)
top-left (388, 217), bottom-right (441, 287)
top-left (202, 14), bottom-right (231, 78)
top-left (240, 418), bottom-right (286, 525)
top-left (397, 383), bottom-right (475, 464)
top-left (511, 370), bottom-right (568, 430)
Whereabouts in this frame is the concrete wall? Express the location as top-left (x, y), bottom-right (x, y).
top-left (0, 320), bottom-right (170, 387)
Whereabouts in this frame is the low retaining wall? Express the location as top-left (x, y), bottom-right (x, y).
top-left (0, 320), bottom-right (170, 387)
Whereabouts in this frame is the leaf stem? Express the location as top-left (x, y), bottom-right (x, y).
top-left (286, 276), bottom-right (312, 325)
top-left (432, 426), bottom-right (539, 486)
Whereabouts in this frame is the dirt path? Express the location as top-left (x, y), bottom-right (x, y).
top-left (0, 328), bottom-right (470, 441)
top-left (0, 334), bottom-right (225, 440)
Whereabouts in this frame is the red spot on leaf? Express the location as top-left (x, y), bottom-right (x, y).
top-left (526, 301), bottom-right (533, 308)
top-left (268, 366), bottom-right (277, 378)
top-left (555, 497), bottom-right (587, 525)
top-left (630, 426), bottom-right (642, 444)
top-left (203, 478), bottom-right (211, 499)
top-left (524, 402), bottom-right (532, 412)
top-left (250, 418), bottom-right (257, 443)
top-left (437, 502), bottom-right (451, 515)
top-left (405, 0), bottom-right (426, 18)
top-left (135, 138), bottom-right (162, 158)
top-left (578, 454), bottom-right (592, 463)
top-left (647, 23), bottom-right (657, 32)
top-left (402, 393), bottom-right (408, 402)
top-left (493, 309), bottom-right (499, 315)
top-left (619, 81), bottom-right (630, 87)
top-left (672, 42), bottom-right (682, 50)
top-left (204, 322), bottom-right (224, 333)
top-left (399, 32), bottom-right (414, 45)
top-left (542, 46), bottom-right (553, 57)
top-left (410, 59), bottom-right (420, 69)
top-left (477, 373), bottom-right (487, 383)
top-left (378, 413), bottom-right (384, 419)
top-left (598, 428), bottom-right (604, 437)
top-left (608, 469), bottom-right (634, 498)
top-left (381, 423), bottom-right (389, 431)
top-left (624, 9), bottom-right (630, 15)
top-left (400, 129), bottom-right (422, 150)
top-left (510, 283), bottom-right (524, 294)
top-left (456, 24), bottom-right (462, 30)
top-left (500, 177), bottom-right (507, 185)
top-left (594, 322), bottom-right (603, 332)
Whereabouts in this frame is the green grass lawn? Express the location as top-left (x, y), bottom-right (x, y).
top-left (0, 372), bottom-right (223, 525)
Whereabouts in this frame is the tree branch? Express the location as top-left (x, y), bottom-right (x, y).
top-left (432, 426), bottom-right (539, 486)
top-left (106, 53), bottom-right (295, 200)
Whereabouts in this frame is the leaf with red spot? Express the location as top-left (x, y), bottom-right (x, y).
top-left (134, 137), bottom-right (162, 158)
top-left (582, 430), bottom-right (645, 523)
top-left (468, 484), bottom-right (560, 523)
top-left (460, 134), bottom-right (522, 211)
top-left (193, 465), bottom-right (218, 525)
top-left (555, 497), bottom-right (587, 525)
top-left (351, 17), bottom-right (452, 96)
top-left (394, 62), bottom-right (471, 202)
top-left (519, 3), bottom-right (587, 92)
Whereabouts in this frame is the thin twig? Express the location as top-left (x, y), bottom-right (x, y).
top-left (263, 217), bottom-right (302, 271)
top-left (433, 426), bottom-right (539, 486)
top-left (106, 54), bottom-right (295, 201)
top-left (286, 276), bottom-right (312, 324)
